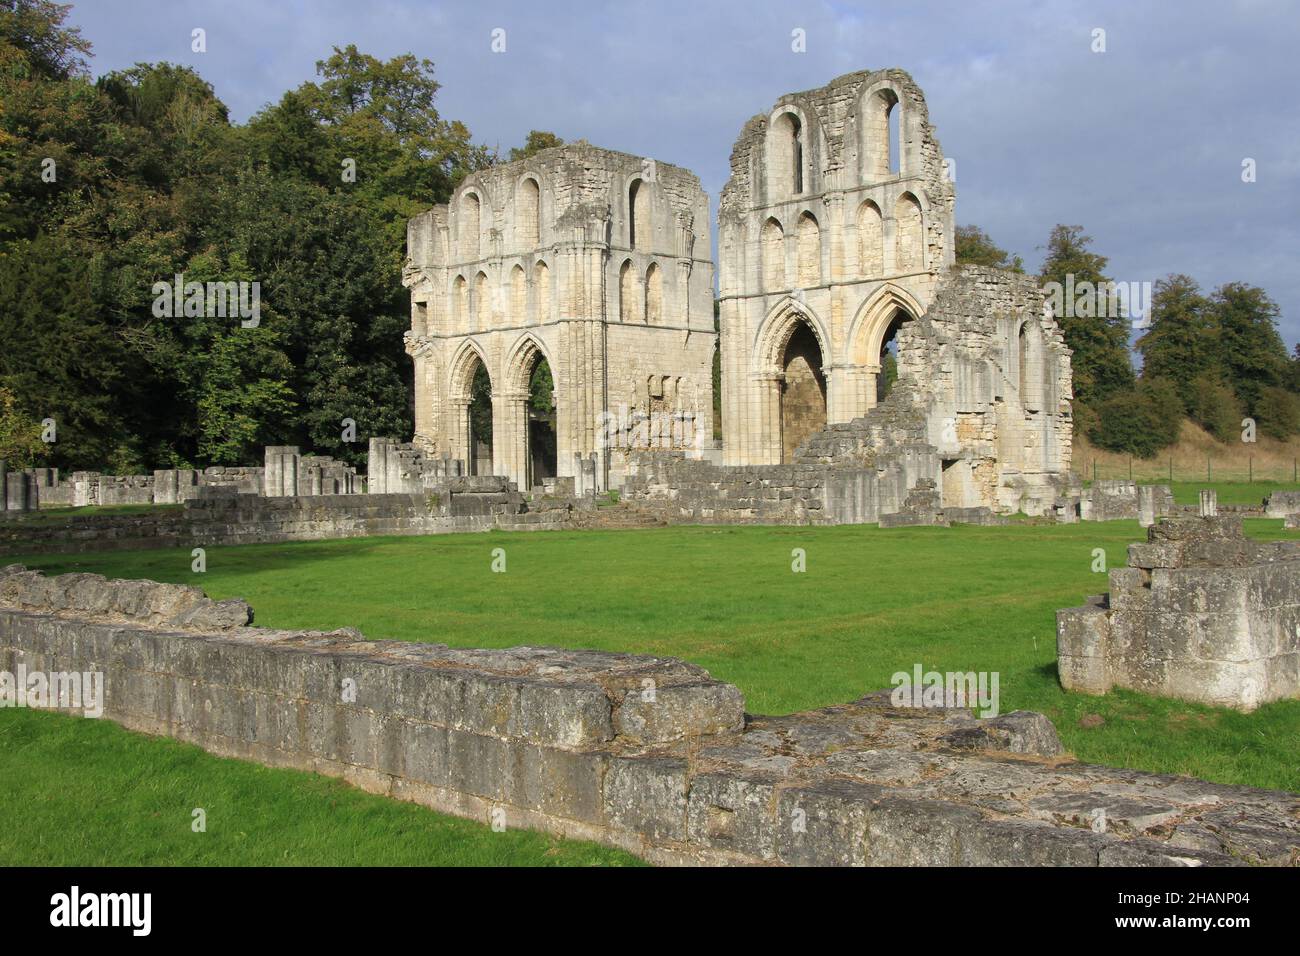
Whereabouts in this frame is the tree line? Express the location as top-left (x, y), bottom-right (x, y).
top-left (956, 224), bottom-right (1295, 456)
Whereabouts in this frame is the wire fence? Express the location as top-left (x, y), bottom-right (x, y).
top-left (1082, 456), bottom-right (1300, 485)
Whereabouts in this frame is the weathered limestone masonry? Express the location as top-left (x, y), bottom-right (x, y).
top-left (403, 142), bottom-right (717, 493)
top-left (2, 565), bottom-right (1296, 866)
top-left (32, 466), bottom-right (265, 508)
top-left (0, 485), bottom-right (583, 557)
top-left (1, 461), bottom-right (39, 513)
top-left (1266, 491), bottom-right (1300, 519)
top-left (261, 447), bottom-right (357, 497)
top-left (1080, 480), bottom-right (1176, 524)
top-left (714, 69), bottom-right (1074, 517)
top-left (1057, 516), bottom-right (1300, 711)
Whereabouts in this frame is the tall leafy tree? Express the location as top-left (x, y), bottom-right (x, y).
top-left (1211, 282), bottom-right (1287, 416)
top-left (1135, 274), bottom-right (1215, 411)
top-left (1038, 224), bottom-right (1134, 405)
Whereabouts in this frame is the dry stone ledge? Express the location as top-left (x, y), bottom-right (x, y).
top-left (1057, 515), bottom-right (1300, 711)
top-left (1, 565), bottom-right (1296, 866)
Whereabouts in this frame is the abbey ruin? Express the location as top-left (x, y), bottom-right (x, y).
top-left (402, 144), bottom-right (716, 492)
top-left (393, 69), bottom-right (1077, 519)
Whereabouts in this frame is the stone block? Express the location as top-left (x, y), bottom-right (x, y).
top-left (604, 756), bottom-right (689, 843)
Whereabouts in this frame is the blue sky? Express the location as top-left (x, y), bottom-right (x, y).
top-left (67, 0), bottom-right (1299, 345)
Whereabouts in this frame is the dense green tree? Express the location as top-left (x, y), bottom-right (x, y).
top-left (1135, 274), bottom-right (1215, 411)
top-left (1039, 224), bottom-right (1134, 405)
top-left (1211, 282), bottom-right (1287, 416)
top-left (1089, 377), bottom-right (1182, 457)
top-left (1185, 373), bottom-right (1243, 442)
top-left (0, 0), bottom-right (88, 80)
top-left (0, 385), bottom-right (45, 465)
top-left (954, 224), bottom-right (1023, 272)
top-left (1253, 386), bottom-right (1300, 441)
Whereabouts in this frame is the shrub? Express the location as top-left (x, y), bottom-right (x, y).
top-left (1088, 380), bottom-right (1181, 458)
top-left (1254, 386), bottom-right (1300, 440)
top-left (1185, 373), bottom-right (1242, 441)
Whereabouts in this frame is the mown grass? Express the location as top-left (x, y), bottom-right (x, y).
top-left (0, 708), bottom-right (641, 866)
top-left (9, 519), bottom-right (1299, 791)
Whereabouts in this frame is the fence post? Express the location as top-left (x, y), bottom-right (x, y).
top-left (1128, 457), bottom-right (1132, 481)
top-left (1249, 456), bottom-right (1253, 483)
top-left (1207, 456), bottom-right (1211, 483)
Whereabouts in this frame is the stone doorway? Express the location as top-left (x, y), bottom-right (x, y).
top-left (781, 321), bottom-right (826, 462)
top-left (468, 359), bottom-right (493, 476)
top-left (526, 353), bottom-right (557, 487)
top-left (876, 309), bottom-right (911, 403)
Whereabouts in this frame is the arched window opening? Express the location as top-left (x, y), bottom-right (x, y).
top-left (761, 218), bottom-right (785, 292)
top-left (894, 193), bottom-right (924, 273)
top-left (645, 262), bottom-right (663, 325)
top-left (863, 89), bottom-right (899, 181)
top-left (452, 276), bottom-right (468, 330)
top-left (877, 309), bottom-right (912, 403)
top-left (619, 260), bottom-right (640, 323)
top-left (510, 266), bottom-right (526, 324)
top-left (796, 213), bottom-right (820, 287)
top-left (857, 201), bottom-right (883, 277)
top-left (517, 178), bottom-right (540, 247)
top-left (629, 179), bottom-right (650, 250)
top-left (781, 321), bottom-right (826, 463)
top-left (770, 112), bottom-right (804, 198)
top-left (461, 192), bottom-right (481, 259)
top-left (533, 261), bottom-right (551, 323)
top-left (474, 271), bottom-right (490, 330)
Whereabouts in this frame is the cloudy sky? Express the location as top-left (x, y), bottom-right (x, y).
top-left (68, 0), bottom-right (1299, 345)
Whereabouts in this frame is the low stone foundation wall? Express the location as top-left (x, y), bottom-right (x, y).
top-left (2, 565), bottom-right (1296, 866)
top-left (0, 486), bottom-right (585, 557)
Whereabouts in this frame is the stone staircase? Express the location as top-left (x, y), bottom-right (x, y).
top-left (572, 501), bottom-right (670, 530)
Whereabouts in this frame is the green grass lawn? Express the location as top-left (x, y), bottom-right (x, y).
top-left (4, 518), bottom-right (1299, 864)
top-left (0, 708), bottom-right (640, 866)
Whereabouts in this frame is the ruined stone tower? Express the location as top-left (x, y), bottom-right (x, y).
top-left (402, 142), bottom-right (716, 491)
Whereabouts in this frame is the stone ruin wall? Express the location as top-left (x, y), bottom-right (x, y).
top-left (7, 447), bottom-right (358, 513)
top-left (1058, 516), bottom-right (1300, 712)
top-left (717, 68), bottom-right (956, 468)
top-left (0, 482), bottom-right (580, 558)
top-left (2, 564), bottom-right (1295, 866)
top-left (403, 143), bottom-right (716, 493)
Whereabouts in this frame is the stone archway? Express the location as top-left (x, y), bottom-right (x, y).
top-left (448, 342), bottom-right (493, 475)
top-left (781, 320), bottom-right (826, 462)
top-left (846, 285), bottom-right (926, 416)
top-left (502, 335), bottom-right (557, 489)
top-left (752, 300), bottom-right (832, 464)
